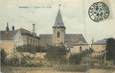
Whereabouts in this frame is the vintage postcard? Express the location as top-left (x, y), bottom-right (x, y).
top-left (0, 0), bottom-right (115, 73)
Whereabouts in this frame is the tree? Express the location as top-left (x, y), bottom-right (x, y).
top-left (0, 49), bottom-right (6, 64)
top-left (106, 38), bottom-right (115, 62)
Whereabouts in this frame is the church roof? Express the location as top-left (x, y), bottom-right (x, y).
top-left (65, 34), bottom-right (88, 47)
top-left (53, 8), bottom-right (65, 28)
top-left (39, 34), bottom-right (52, 47)
top-left (39, 34), bottom-right (87, 47)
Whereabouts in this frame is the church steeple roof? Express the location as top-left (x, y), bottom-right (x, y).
top-left (53, 6), bottom-right (65, 28)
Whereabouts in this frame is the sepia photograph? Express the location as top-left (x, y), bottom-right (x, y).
top-left (0, 0), bottom-right (115, 73)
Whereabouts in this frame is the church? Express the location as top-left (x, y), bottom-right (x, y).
top-left (39, 8), bottom-right (88, 53)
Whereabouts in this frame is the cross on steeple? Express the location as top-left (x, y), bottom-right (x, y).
top-left (59, 3), bottom-right (61, 8)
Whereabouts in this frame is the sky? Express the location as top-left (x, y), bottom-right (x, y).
top-left (0, 0), bottom-right (115, 43)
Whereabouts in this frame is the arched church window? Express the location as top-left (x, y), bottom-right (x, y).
top-left (57, 32), bottom-right (60, 38)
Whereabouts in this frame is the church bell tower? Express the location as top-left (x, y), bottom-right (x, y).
top-left (52, 5), bottom-right (66, 46)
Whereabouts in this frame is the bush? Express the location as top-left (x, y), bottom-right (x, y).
top-left (16, 45), bottom-right (42, 53)
top-left (69, 54), bottom-right (81, 64)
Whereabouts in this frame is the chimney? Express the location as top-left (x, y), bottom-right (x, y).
top-left (12, 26), bottom-right (15, 31)
top-left (32, 24), bottom-right (36, 35)
top-left (6, 22), bottom-right (9, 31)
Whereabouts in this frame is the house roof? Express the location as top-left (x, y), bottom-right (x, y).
top-left (93, 39), bottom-right (107, 45)
top-left (17, 28), bottom-right (30, 34)
top-left (0, 28), bottom-right (39, 40)
top-left (0, 31), bottom-right (17, 40)
top-left (17, 28), bottom-right (39, 39)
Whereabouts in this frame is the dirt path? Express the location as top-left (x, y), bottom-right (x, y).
top-left (1, 66), bottom-right (115, 73)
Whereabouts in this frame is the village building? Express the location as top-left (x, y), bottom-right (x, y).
top-left (91, 39), bottom-right (107, 64)
top-left (0, 23), bottom-right (40, 55)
